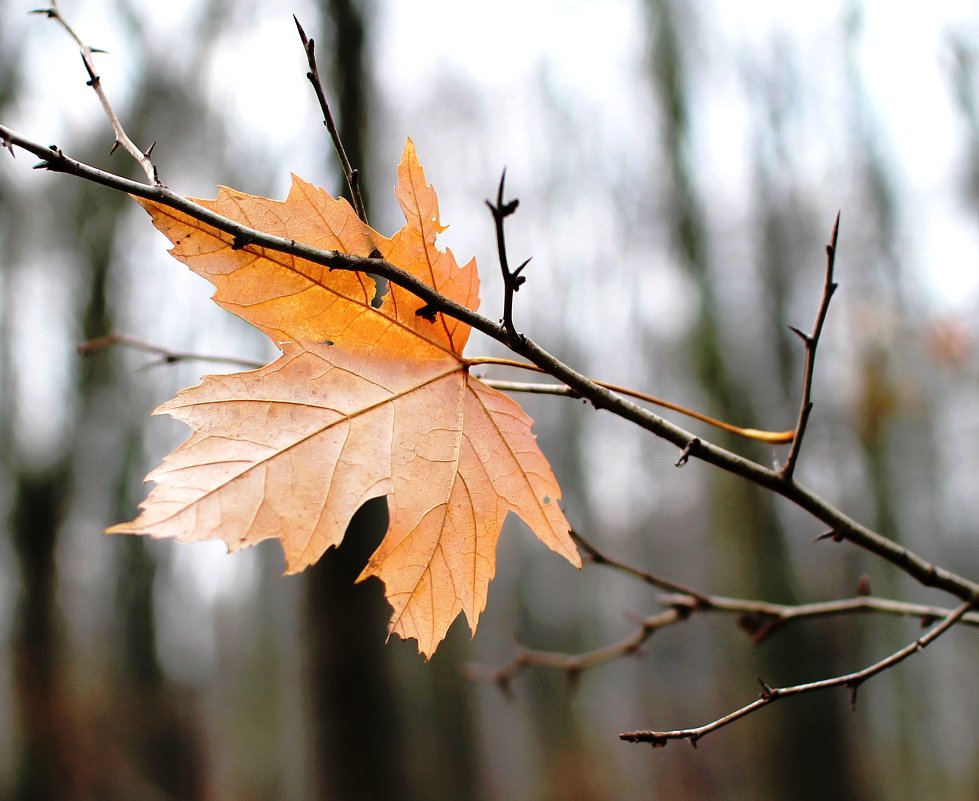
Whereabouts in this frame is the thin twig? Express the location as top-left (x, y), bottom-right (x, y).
top-left (466, 608), bottom-right (684, 690)
top-left (468, 593), bottom-right (978, 688)
top-left (78, 333), bottom-right (264, 370)
top-left (780, 213), bottom-right (840, 479)
top-left (85, 329), bottom-right (793, 445)
top-left (467, 356), bottom-right (794, 444)
top-left (33, 2), bottom-right (159, 184)
top-left (485, 171), bottom-right (525, 337)
top-left (577, 531), bottom-right (979, 631)
top-left (293, 16), bottom-right (367, 224)
top-left (621, 600), bottom-right (973, 747)
top-left (2, 123), bottom-right (977, 606)
top-left (572, 530), bottom-right (710, 601)
top-left (470, 534), bottom-right (977, 688)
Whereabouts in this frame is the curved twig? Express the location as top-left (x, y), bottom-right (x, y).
top-left (620, 601), bottom-right (973, 747)
top-left (469, 532), bottom-right (977, 689)
top-left (467, 356), bottom-right (794, 444)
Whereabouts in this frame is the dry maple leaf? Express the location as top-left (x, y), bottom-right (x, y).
top-left (109, 139), bottom-right (580, 657)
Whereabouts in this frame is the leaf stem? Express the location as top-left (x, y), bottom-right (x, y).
top-left (466, 356), bottom-right (794, 444)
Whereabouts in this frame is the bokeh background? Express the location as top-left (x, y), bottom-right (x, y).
top-left (1, 1), bottom-right (977, 799)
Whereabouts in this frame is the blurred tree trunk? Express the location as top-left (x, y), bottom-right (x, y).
top-left (305, 4), bottom-right (437, 800)
top-left (645, 2), bottom-right (856, 798)
top-left (2, 5), bottom-right (235, 794)
top-left (8, 467), bottom-right (73, 801)
top-left (2, 14), bottom-right (74, 789)
top-left (304, 5), bottom-right (479, 798)
top-left (0, 18), bottom-right (77, 801)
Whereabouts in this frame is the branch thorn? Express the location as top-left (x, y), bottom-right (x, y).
top-left (675, 438), bottom-right (700, 467)
top-left (787, 324), bottom-right (811, 344)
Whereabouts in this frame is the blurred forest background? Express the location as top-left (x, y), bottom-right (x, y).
top-left (1, 1), bottom-right (978, 799)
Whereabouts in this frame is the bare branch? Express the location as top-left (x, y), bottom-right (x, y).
top-left (485, 171), bottom-right (525, 336)
top-left (577, 531), bottom-right (979, 631)
top-left (467, 609), bottom-right (685, 689)
top-left (2, 123), bottom-right (977, 607)
top-left (78, 333), bottom-right (264, 370)
top-left (293, 16), bottom-right (367, 224)
top-left (468, 592), bottom-right (978, 688)
top-left (620, 600), bottom-right (973, 747)
top-left (780, 213), bottom-right (840, 479)
top-left (572, 530), bottom-right (709, 601)
top-left (470, 535), bottom-right (977, 688)
top-left (33, 2), bottom-right (159, 184)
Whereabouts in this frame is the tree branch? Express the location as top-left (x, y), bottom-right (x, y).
top-left (32, 2), bottom-right (159, 184)
top-left (293, 16), bottom-right (367, 224)
top-left (77, 333), bottom-right (264, 370)
top-left (620, 600), bottom-right (973, 747)
top-left (469, 532), bottom-right (977, 688)
top-left (2, 123), bottom-right (976, 607)
top-left (572, 530), bottom-right (709, 600)
top-left (466, 609), bottom-right (684, 692)
top-left (780, 213), bottom-right (839, 479)
top-left (485, 171), bottom-right (526, 336)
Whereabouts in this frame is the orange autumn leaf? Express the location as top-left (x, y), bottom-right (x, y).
top-left (109, 139), bottom-right (580, 657)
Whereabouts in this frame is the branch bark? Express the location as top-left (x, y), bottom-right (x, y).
top-left (620, 601), bottom-right (973, 747)
top-left (2, 122), bottom-right (976, 610)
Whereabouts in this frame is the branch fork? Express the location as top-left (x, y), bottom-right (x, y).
top-left (33, 2), bottom-right (161, 185)
top-left (6, 10), bottom-right (977, 753)
top-left (486, 170), bottom-right (528, 338)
